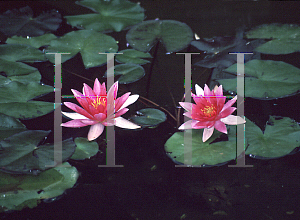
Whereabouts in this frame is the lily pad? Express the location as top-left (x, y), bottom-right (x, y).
top-left (45, 30), bottom-right (118, 68)
top-left (126, 20), bottom-right (193, 53)
top-left (165, 126), bottom-right (239, 166)
top-left (0, 6), bottom-right (62, 37)
top-left (71, 137), bottom-right (99, 160)
top-left (0, 130), bottom-right (76, 174)
top-left (0, 44), bottom-right (46, 62)
top-left (116, 49), bottom-right (151, 65)
top-left (0, 113), bottom-right (27, 141)
top-left (104, 63), bottom-right (145, 84)
top-left (0, 162), bottom-right (78, 213)
top-left (245, 116), bottom-right (300, 159)
top-left (65, 0), bottom-right (144, 32)
top-left (0, 81), bottom-right (54, 119)
top-left (129, 108), bottom-right (166, 127)
top-left (6, 34), bottom-right (57, 48)
top-left (217, 59), bottom-right (300, 99)
top-left (246, 24), bottom-right (300, 54)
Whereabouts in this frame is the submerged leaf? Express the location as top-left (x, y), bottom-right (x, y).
top-left (129, 108), bottom-right (166, 127)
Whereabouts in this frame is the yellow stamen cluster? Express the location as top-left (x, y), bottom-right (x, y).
top-left (201, 105), bottom-right (216, 117)
top-left (91, 96), bottom-right (107, 109)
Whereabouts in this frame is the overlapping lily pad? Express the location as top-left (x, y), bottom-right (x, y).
top-left (0, 130), bottom-right (76, 174)
top-left (65, 0), bottom-right (145, 32)
top-left (116, 49), bottom-right (151, 65)
top-left (165, 126), bottom-right (238, 166)
top-left (70, 137), bottom-right (99, 160)
top-left (0, 44), bottom-right (46, 62)
top-left (0, 162), bottom-right (78, 213)
top-left (0, 81), bottom-right (54, 119)
top-left (45, 30), bottom-right (118, 68)
top-left (6, 34), bottom-right (57, 48)
top-left (0, 113), bottom-right (27, 141)
top-left (0, 6), bottom-right (62, 37)
top-left (104, 63), bottom-right (145, 84)
top-left (246, 23), bottom-right (300, 54)
top-left (129, 108), bottom-right (166, 127)
top-left (126, 20), bottom-right (194, 53)
top-left (217, 59), bottom-right (300, 99)
top-left (245, 116), bottom-right (300, 159)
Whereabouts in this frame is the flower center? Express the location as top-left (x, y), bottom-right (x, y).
top-left (91, 96), bottom-right (107, 109)
top-left (201, 105), bottom-right (216, 117)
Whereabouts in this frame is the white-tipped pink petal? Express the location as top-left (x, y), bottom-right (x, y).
top-left (61, 119), bottom-right (89, 128)
top-left (203, 127), bottom-right (214, 142)
top-left (114, 117), bottom-right (140, 129)
top-left (61, 112), bottom-right (88, 120)
top-left (119, 94), bottom-right (139, 110)
top-left (179, 102), bottom-right (193, 111)
top-left (221, 115), bottom-right (246, 125)
top-left (93, 78), bottom-right (101, 95)
top-left (178, 120), bottom-right (194, 130)
top-left (88, 123), bottom-right (105, 141)
top-left (195, 84), bottom-right (204, 96)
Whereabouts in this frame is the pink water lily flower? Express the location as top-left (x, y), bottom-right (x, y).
top-left (178, 84), bottom-right (246, 142)
top-left (61, 78), bottom-right (140, 141)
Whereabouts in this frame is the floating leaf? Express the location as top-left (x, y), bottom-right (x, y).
top-left (217, 59), bottom-right (300, 99)
top-left (0, 81), bottom-right (54, 119)
top-left (116, 49), bottom-right (151, 65)
top-left (6, 34), bottom-right (57, 48)
top-left (65, 0), bottom-right (144, 32)
top-left (70, 137), bottom-right (99, 160)
top-left (104, 63), bottom-right (145, 84)
top-left (0, 113), bottom-right (27, 141)
top-left (0, 130), bottom-right (76, 174)
top-left (246, 24), bottom-right (300, 54)
top-left (245, 116), bottom-right (300, 158)
top-left (0, 44), bottom-right (46, 62)
top-left (45, 30), bottom-right (118, 68)
top-left (129, 108), bottom-right (166, 127)
top-left (126, 20), bottom-right (193, 53)
top-left (165, 126), bottom-right (239, 166)
top-left (0, 162), bottom-right (78, 213)
top-left (0, 6), bottom-right (62, 37)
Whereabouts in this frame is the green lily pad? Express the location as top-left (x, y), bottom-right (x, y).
top-left (245, 116), bottom-right (300, 158)
top-left (0, 44), bottom-right (46, 62)
top-left (71, 137), bottom-right (99, 160)
top-left (0, 81), bottom-right (53, 119)
top-left (0, 113), bottom-right (27, 141)
top-left (116, 49), bottom-right (151, 65)
top-left (218, 59), bottom-right (300, 99)
top-left (0, 6), bottom-right (62, 37)
top-left (65, 0), bottom-right (144, 32)
top-left (6, 34), bottom-right (57, 48)
top-left (129, 108), bottom-right (166, 127)
top-left (246, 24), bottom-right (300, 54)
top-left (0, 162), bottom-right (78, 213)
top-left (165, 126), bottom-right (239, 166)
top-left (126, 20), bottom-right (194, 53)
top-left (104, 63), bottom-right (145, 84)
top-left (45, 30), bottom-right (118, 68)
top-left (0, 130), bottom-right (76, 174)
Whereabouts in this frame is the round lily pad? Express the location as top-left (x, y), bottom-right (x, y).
top-left (104, 63), bottom-right (145, 84)
top-left (245, 116), bottom-right (300, 159)
top-left (218, 59), bottom-right (300, 99)
top-left (129, 108), bottom-right (166, 127)
top-left (65, 0), bottom-right (145, 32)
top-left (6, 34), bottom-right (57, 48)
top-left (246, 23), bottom-right (300, 54)
top-left (126, 20), bottom-right (194, 53)
top-left (165, 126), bottom-right (238, 166)
top-left (116, 49), bottom-right (151, 65)
top-left (45, 30), bottom-right (118, 68)
top-left (71, 137), bottom-right (99, 160)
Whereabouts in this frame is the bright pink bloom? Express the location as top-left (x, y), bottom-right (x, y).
top-left (178, 84), bottom-right (246, 142)
top-left (61, 78), bottom-right (140, 141)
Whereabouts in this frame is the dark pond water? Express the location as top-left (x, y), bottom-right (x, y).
top-left (1, 0), bottom-right (300, 220)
